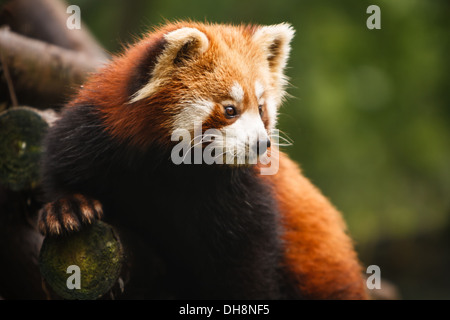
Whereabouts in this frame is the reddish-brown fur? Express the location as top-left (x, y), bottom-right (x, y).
top-left (67, 21), bottom-right (367, 299)
top-left (72, 22), bottom-right (271, 148)
top-left (70, 27), bottom-right (176, 148)
top-left (261, 152), bottom-right (368, 299)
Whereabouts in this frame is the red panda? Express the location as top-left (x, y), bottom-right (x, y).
top-left (39, 21), bottom-right (368, 299)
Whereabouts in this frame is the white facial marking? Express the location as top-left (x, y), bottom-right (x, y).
top-left (221, 100), bottom-right (234, 107)
top-left (222, 111), bottom-right (268, 160)
top-left (229, 81), bottom-right (244, 103)
top-left (255, 81), bottom-right (265, 101)
top-left (265, 96), bottom-right (278, 129)
top-left (172, 99), bottom-right (215, 133)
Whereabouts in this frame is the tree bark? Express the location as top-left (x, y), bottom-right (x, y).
top-left (0, 0), bottom-right (108, 60)
top-left (0, 0), bottom-right (109, 108)
top-left (0, 27), bottom-right (104, 108)
top-left (0, 106), bottom-right (57, 191)
top-left (0, 0), bottom-right (116, 300)
top-left (39, 221), bottom-right (124, 300)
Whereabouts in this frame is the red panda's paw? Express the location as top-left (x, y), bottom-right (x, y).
top-left (38, 194), bottom-right (103, 236)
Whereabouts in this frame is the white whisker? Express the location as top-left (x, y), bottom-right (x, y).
top-left (181, 133), bottom-right (223, 162)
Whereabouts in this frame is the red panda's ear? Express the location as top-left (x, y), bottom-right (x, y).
top-left (252, 23), bottom-right (294, 91)
top-left (130, 27), bottom-right (209, 103)
top-left (162, 27), bottom-right (209, 66)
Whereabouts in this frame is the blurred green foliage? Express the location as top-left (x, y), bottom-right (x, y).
top-left (70, 0), bottom-right (449, 298)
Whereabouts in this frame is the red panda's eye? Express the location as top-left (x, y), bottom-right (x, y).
top-left (224, 105), bottom-right (237, 118)
top-left (258, 105), bottom-right (264, 117)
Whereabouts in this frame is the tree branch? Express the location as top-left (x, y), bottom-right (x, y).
top-left (0, 0), bottom-right (108, 61)
top-left (0, 27), bottom-right (104, 108)
top-left (0, 46), bottom-right (18, 106)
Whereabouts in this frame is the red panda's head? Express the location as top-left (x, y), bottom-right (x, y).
top-left (74, 22), bottom-right (294, 163)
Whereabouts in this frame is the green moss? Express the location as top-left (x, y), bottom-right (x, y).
top-left (39, 221), bottom-right (124, 300)
top-left (0, 107), bottom-right (48, 191)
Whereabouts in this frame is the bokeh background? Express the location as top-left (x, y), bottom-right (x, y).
top-left (70, 0), bottom-right (449, 299)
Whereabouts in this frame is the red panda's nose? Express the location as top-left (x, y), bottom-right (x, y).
top-left (256, 139), bottom-right (271, 155)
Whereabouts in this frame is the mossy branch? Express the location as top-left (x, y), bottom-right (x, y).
top-left (39, 221), bottom-right (124, 300)
top-left (0, 0), bottom-right (124, 300)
